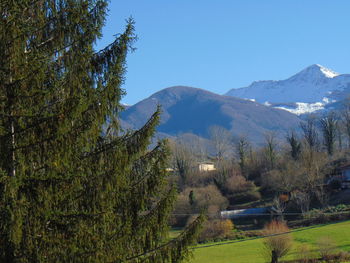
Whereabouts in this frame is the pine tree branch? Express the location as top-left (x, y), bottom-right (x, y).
top-left (1, 1), bottom-right (106, 52)
top-left (122, 214), bottom-right (205, 262)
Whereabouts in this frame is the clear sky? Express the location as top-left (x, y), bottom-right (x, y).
top-left (96, 0), bottom-right (350, 105)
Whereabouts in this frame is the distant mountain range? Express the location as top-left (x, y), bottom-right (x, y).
top-left (120, 86), bottom-right (302, 143)
top-left (120, 65), bottom-right (350, 144)
top-left (226, 64), bottom-right (350, 115)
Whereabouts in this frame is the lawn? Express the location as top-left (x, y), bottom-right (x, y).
top-left (189, 220), bottom-right (350, 263)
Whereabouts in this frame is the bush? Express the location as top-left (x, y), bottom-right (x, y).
top-left (224, 175), bottom-right (261, 204)
top-left (326, 204), bottom-right (350, 213)
top-left (317, 236), bottom-right (337, 262)
top-left (303, 209), bottom-right (330, 224)
top-left (198, 219), bottom-right (234, 243)
top-left (225, 175), bottom-right (257, 193)
top-left (323, 251), bottom-right (350, 262)
top-left (172, 185), bottom-right (229, 227)
top-left (189, 185), bottom-right (229, 211)
top-left (295, 244), bottom-right (313, 263)
top-left (184, 170), bottom-right (216, 187)
top-left (262, 220), bottom-right (293, 263)
top-left (230, 230), bottom-right (261, 240)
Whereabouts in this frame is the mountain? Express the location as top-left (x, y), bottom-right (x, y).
top-left (225, 64), bottom-right (350, 115)
top-left (120, 86), bottom-right (302, 144)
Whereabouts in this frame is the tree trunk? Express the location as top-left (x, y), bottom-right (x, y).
top-left (271, 250), bottom-right (278, 263)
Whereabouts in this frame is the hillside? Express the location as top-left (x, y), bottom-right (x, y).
top-left (120, 86), bottom-right (302, 143)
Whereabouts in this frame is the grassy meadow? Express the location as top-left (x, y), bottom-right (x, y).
top-left (189, 220), bottom-right (350, 263)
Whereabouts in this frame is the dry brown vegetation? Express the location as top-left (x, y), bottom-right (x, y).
top-left (198, 219), bottom-right (234, 243)
top-left (262, 220), bottom-right (293, 263)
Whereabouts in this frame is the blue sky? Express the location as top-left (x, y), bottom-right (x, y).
top-left (96, 0), bottom-right (350, 105)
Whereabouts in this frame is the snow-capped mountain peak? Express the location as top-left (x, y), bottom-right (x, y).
top-left (225, 64), bottom-right (349, 115)
top-left (288, 64), bottom-right (339, 82)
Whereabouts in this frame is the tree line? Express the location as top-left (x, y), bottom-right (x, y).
top-left (169, 106), bottom-right (350, 236)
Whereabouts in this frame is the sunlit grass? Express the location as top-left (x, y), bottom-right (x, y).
top-left (190, 220), bottom-right (350, 263)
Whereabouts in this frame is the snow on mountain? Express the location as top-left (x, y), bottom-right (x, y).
top-left (225, 64), bottom-right (350, 115)
top-left (318, 65), bottom-right (339, 78)
top-left (275, 98), bottom-right (332, 115)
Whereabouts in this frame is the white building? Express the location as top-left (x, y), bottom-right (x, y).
top-left (198, 162), bottom-right (216, 172)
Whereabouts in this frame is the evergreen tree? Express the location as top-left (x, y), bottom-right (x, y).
top-left (0, 1), bottom-right (203, 262)
top-left (189, 190), bottom-right (196, 206)
top-left (264, 133), bottom-right (277, 170)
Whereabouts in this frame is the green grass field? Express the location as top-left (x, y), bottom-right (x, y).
top-left (190, 220), bottom-right (350, 263)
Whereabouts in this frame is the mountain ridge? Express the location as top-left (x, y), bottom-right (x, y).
top-left (225, 64), bottom-right (350, 115)
top-left (120, 86), bottom-right (302, 144)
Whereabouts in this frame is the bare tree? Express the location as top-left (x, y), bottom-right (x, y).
top-left (263, 221), bottom-right (293, 263)
top-left (170, 139), bottom-right (195, 189)
top-left (286, 130), bottom-right (301, 160)
top-left (300, 116), bottom-right (319, 151)
top-left (262, 160), bottom-right (304, 194)
top-left (235, 135), bottom-right (250, 177)
top-left (290, 190), bottom-right (310, 214)
top-left (337, 127), bottom-right (343, 151)
top-left (341, 98), bottom-right (350, 148)
top-left (320, 112), bottom-right (338, 156)
top-left (315, 186), bottom-right (329, 208)
top-left (208, 125), bottom-right (232, 160)
top-left (191, 135), bottom-right (208, 161)
top-left (300, 150), bottom-right (327, 203)
top-left (272, 196), bottom-right (287, 221)
top-left (176, 133), bottom-right (208, 161)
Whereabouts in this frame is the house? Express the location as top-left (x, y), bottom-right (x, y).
top-left (198, 162), bottom-right (216, 172)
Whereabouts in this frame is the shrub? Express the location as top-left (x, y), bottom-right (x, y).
top-left (262, 220), bottom-right (293, 263)
top-left (172, 185), bottom-right (229, 227)
top-left (326, 204), bottom-right (350, 213)
top-left (317, 236), bottom-right (337, 262)
top-left (184, 170), bottom-right (216, 187)
top-left (190, 185), bottom-right (229, 211)
top-left (198, 219), bottom-right (234, 242)
top-left (296, 244), bottom-right (313, 263)
top-left (224, 175), bottom-right (261, 204)
top-left (225, 175), bottom-right (256, 194)
top-left (303, 209), bottom-right (330, 223)
top-left (337, 251), bottom-right (350, 262)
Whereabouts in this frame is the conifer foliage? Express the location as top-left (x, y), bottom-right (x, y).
top-left (0, 1), bottom-right (203, 262)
